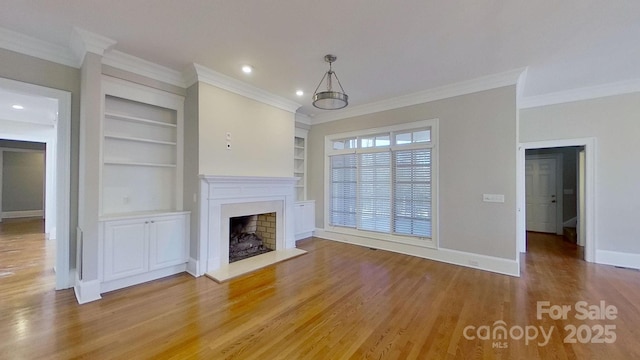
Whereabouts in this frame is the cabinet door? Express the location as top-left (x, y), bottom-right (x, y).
top-left (149, 215), bottom-right (188, 270)
top-left (301, 203), bottom-right (315, 233)
top-left (294, 203), bottom-right (305, 235)
top-left (294, 201), bottom-right (315, 236)
top-left (104, 219), bottom-right (148, 281)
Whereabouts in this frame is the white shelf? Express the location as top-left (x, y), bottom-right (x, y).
top-left (105, 112), bottom-right (177, 128)
top-left (104, 160), bottom-right (177, 168)
top-left (293, 132), bottom-right (308, 201)
top-left (104, 134), bottom-right (177, 146)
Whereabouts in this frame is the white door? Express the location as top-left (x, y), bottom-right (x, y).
top-left (526, 158), bottom-right (557, 233)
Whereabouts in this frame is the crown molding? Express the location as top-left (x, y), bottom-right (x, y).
top-left (519, 79), bottom-right (640, 109)
top-left (69, 27), bottom-right (116, 65)
top-left (102, 50), bottom-right (186, 88)
top-left (191, 63), bottom-right (302, 114)
top-left (0, 26), bottom-right (78, 68)
top-left (294, 112), bottom-right (312, 126)
top-left (310, 68), bottom-right (527, 125)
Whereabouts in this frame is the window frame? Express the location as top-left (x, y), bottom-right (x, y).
top-left (324, 119), bottom-right (439, 249)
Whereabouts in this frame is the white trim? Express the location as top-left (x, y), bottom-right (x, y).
top-left (596, 250), bottom-right (640, 270)
top-left (0, 26), bottom-right (77, 68)
top-left (191, 63), bottom-right (301, 113)
top-left (519, 79), bottom-right (640, 109)
top-left (311, 68), bottom-right (527, 124)
top-left (518, 138), bottom-right (596, 263)
top-left (295, 113), bottom-right (312, 126)
top-left (2, 210), bottom-right (43, 219)
top-left (295, 231), bottom-right (314, 241)
top-left (315, 229), bottom-right (519, 277)
top-left (187, 257), bottom-right (199, 277)
top-left (0, 77), bottom-right (72, 290)
top-left (69, 27), bottom-right (116, 65)
top-left (74, 277), bottom-right (102, 304)
top-left (102, 50), bottom-right (187, 88)
top-left (100, 264), bottom-right (187, 293)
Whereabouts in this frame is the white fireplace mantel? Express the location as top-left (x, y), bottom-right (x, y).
top-left (197, 175), bottom-right (299, 277)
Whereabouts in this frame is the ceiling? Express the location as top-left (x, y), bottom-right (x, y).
top-left (1, 0), bottom-right (639, 119)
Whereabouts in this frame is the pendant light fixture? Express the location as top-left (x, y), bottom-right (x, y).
top-left (312, 54), bottom-right (348, 110)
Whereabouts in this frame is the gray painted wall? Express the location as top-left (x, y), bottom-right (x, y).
top-left (0, 48), bottom-right (80, 267)
top-left (520, 92), bottom-right (640, 254)
top-left (309, 86), bottom-right (518, 260)
top-left (2, 151), bottom-right (45, 212)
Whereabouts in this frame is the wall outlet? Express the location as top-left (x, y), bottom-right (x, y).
top-left (226, 132), bottom-right (231, 140)
top-left (226, 141), bottom-right (231, 150)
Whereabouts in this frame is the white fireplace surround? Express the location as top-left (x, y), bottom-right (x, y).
top-left (198, 175), bottom-right (298, 276)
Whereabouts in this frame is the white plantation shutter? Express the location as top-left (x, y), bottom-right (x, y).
top-left (358, 151), bottom-right (391, 232)
top-left (393, 148), bottom-right (432, 237)
top-left (329, 154), bottom-right (357, 227)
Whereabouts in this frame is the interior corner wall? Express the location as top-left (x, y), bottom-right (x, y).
top-left (0, 48), bottom-right (81, 268)
top-left (197, 82), bottom-right (294, 177)
top-left (308, 85), bottom-right (518, 260)
top-left (520, 92), bottom-right (640, 255)
top-left (183, 83), bottom-right (200, 259)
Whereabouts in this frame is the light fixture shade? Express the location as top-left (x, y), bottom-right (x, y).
top-left (312, 54), bottom-right (348, 110)
top-left (313, 91), bottom-right (348, 110)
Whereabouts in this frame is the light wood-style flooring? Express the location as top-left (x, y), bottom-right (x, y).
top-left (1, 219), bottom-right (639, 359)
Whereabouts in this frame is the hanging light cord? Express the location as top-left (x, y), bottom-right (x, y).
top-left (313, 60), bottom-right (346, 95)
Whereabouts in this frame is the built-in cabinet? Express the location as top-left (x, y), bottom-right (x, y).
top-left (294, 127), bottom-right (315, 240)
top-left (101, 212), bottom-right (189, 292)
top-left (99, 76), bottom-right (189, 293)
top-left (294, 200), bottom-right (315, 240)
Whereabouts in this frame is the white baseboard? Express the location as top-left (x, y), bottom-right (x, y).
top-left (187, 257), bottom-right (199, 277)
top-left (295, 231), bottom-right (314, 241)
top-left (100, 264), bottom-right (187, 293)
top-left (314, 229), bottom-right (520, 277)
top-left (2, 210), bottom-right (44, 219)
top-left (596, 250), bottom-right (640, 270)
top-left (74, 277), bottom-right (102, 304)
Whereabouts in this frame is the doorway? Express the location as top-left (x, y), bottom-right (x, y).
top-left (517, 138), bottom-right (596, 263)
top-left (0, 77), bottom-right (71, 290)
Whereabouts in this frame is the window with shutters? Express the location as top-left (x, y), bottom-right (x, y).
top-left (325, 120), bottom-right (437, 247)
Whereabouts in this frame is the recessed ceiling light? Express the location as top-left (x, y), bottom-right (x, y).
top-left (12, 104), bottom-right (24, 110)
top-left (242, 65), bottom-right (253, 74)
top-left (296, 90), bottom-right (304, 97)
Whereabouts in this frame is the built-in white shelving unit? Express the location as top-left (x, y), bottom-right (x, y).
top-left (294, 128), bottom-right (308, 201)
top-left (98, 76), bottom-right (189, 293)
top-left (294, 127), bottom-right (314, 240)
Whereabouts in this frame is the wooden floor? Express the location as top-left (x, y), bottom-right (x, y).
top-left (1, 221), bottom-right (639, 359)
